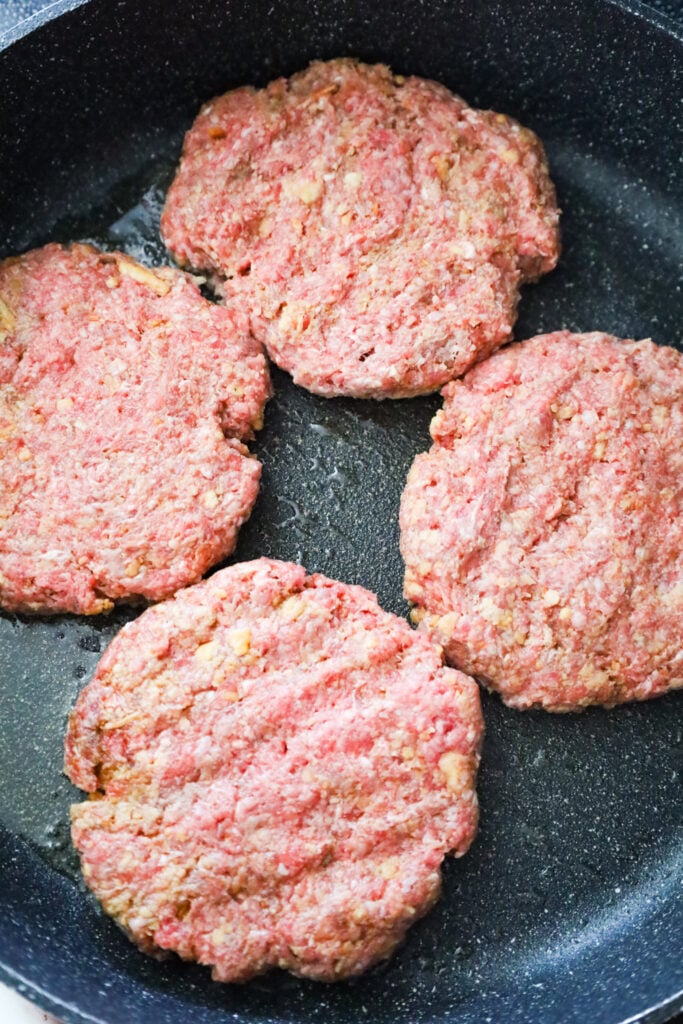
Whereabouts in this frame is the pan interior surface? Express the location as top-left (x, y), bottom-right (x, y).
top-left (0, 1), bottom-right (681, 1023)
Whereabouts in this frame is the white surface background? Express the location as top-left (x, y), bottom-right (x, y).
top-left (0, 983), bottom-right (60, 1023)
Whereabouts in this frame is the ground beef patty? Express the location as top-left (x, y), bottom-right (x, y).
top-left (400, 331), bottom-right (683, 711)
top-left (65, 558), bottom-right (483, 982)
top-left (161, 59), bottom-right (560, 399)
top-left (0, 243), bottom-right (270, 615)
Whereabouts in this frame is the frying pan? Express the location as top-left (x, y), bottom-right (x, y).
top-left (0, 0), bottom-right (681, 1022)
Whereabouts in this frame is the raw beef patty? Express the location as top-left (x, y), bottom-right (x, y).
top-left (65, 558), bottom-right (483, 981)
top-left (400, 331), bottom-right (683, 710)
top-left (0, 243), bottom-right (270, 615)
top-left (162, 58), bottom-right (560, 398)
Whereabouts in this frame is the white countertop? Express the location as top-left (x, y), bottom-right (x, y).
top-left (0, 982), bottom-right (61, 1024)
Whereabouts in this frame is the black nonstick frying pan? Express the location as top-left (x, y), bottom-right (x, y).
top-left (0, 1), bottom-right (681, 1022)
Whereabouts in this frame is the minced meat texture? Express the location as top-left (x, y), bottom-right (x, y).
top-left (0, 243), bottom-right (270, 615)
top-left (400, 331), bottom-right (683, 710)
top-left (162, 58), bottom-right (560, 399)
top-left (65, 558), bottom-right (483, 981)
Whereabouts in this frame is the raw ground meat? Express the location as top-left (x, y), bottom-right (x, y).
top-left (65, 558), bottom-right (483, 981)
top-left (162, 58), bottom-right (560, 399)
top-left (400, 331), bottom-right (683, 711)
top-left (0, 243), bottom-right (270, 615)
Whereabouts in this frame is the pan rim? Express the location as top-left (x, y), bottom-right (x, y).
top-left (0, 0), bottom-right (682, 53)
top-left (2, 946), bottom-right (682, 1024)
top-left (0, 0), bottom-right (89, 48)
top-left (0, 1), bottom-right (681, 1023)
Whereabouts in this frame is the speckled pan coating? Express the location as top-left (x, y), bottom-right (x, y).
top-left (400, 331), bottom-right (683, 711)
top-left (0, 243), bottom-right (270, 615)
top-left (65, 558), bottom-right (483, 982)
top-left (161, 58), bottom-right (560, 399)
